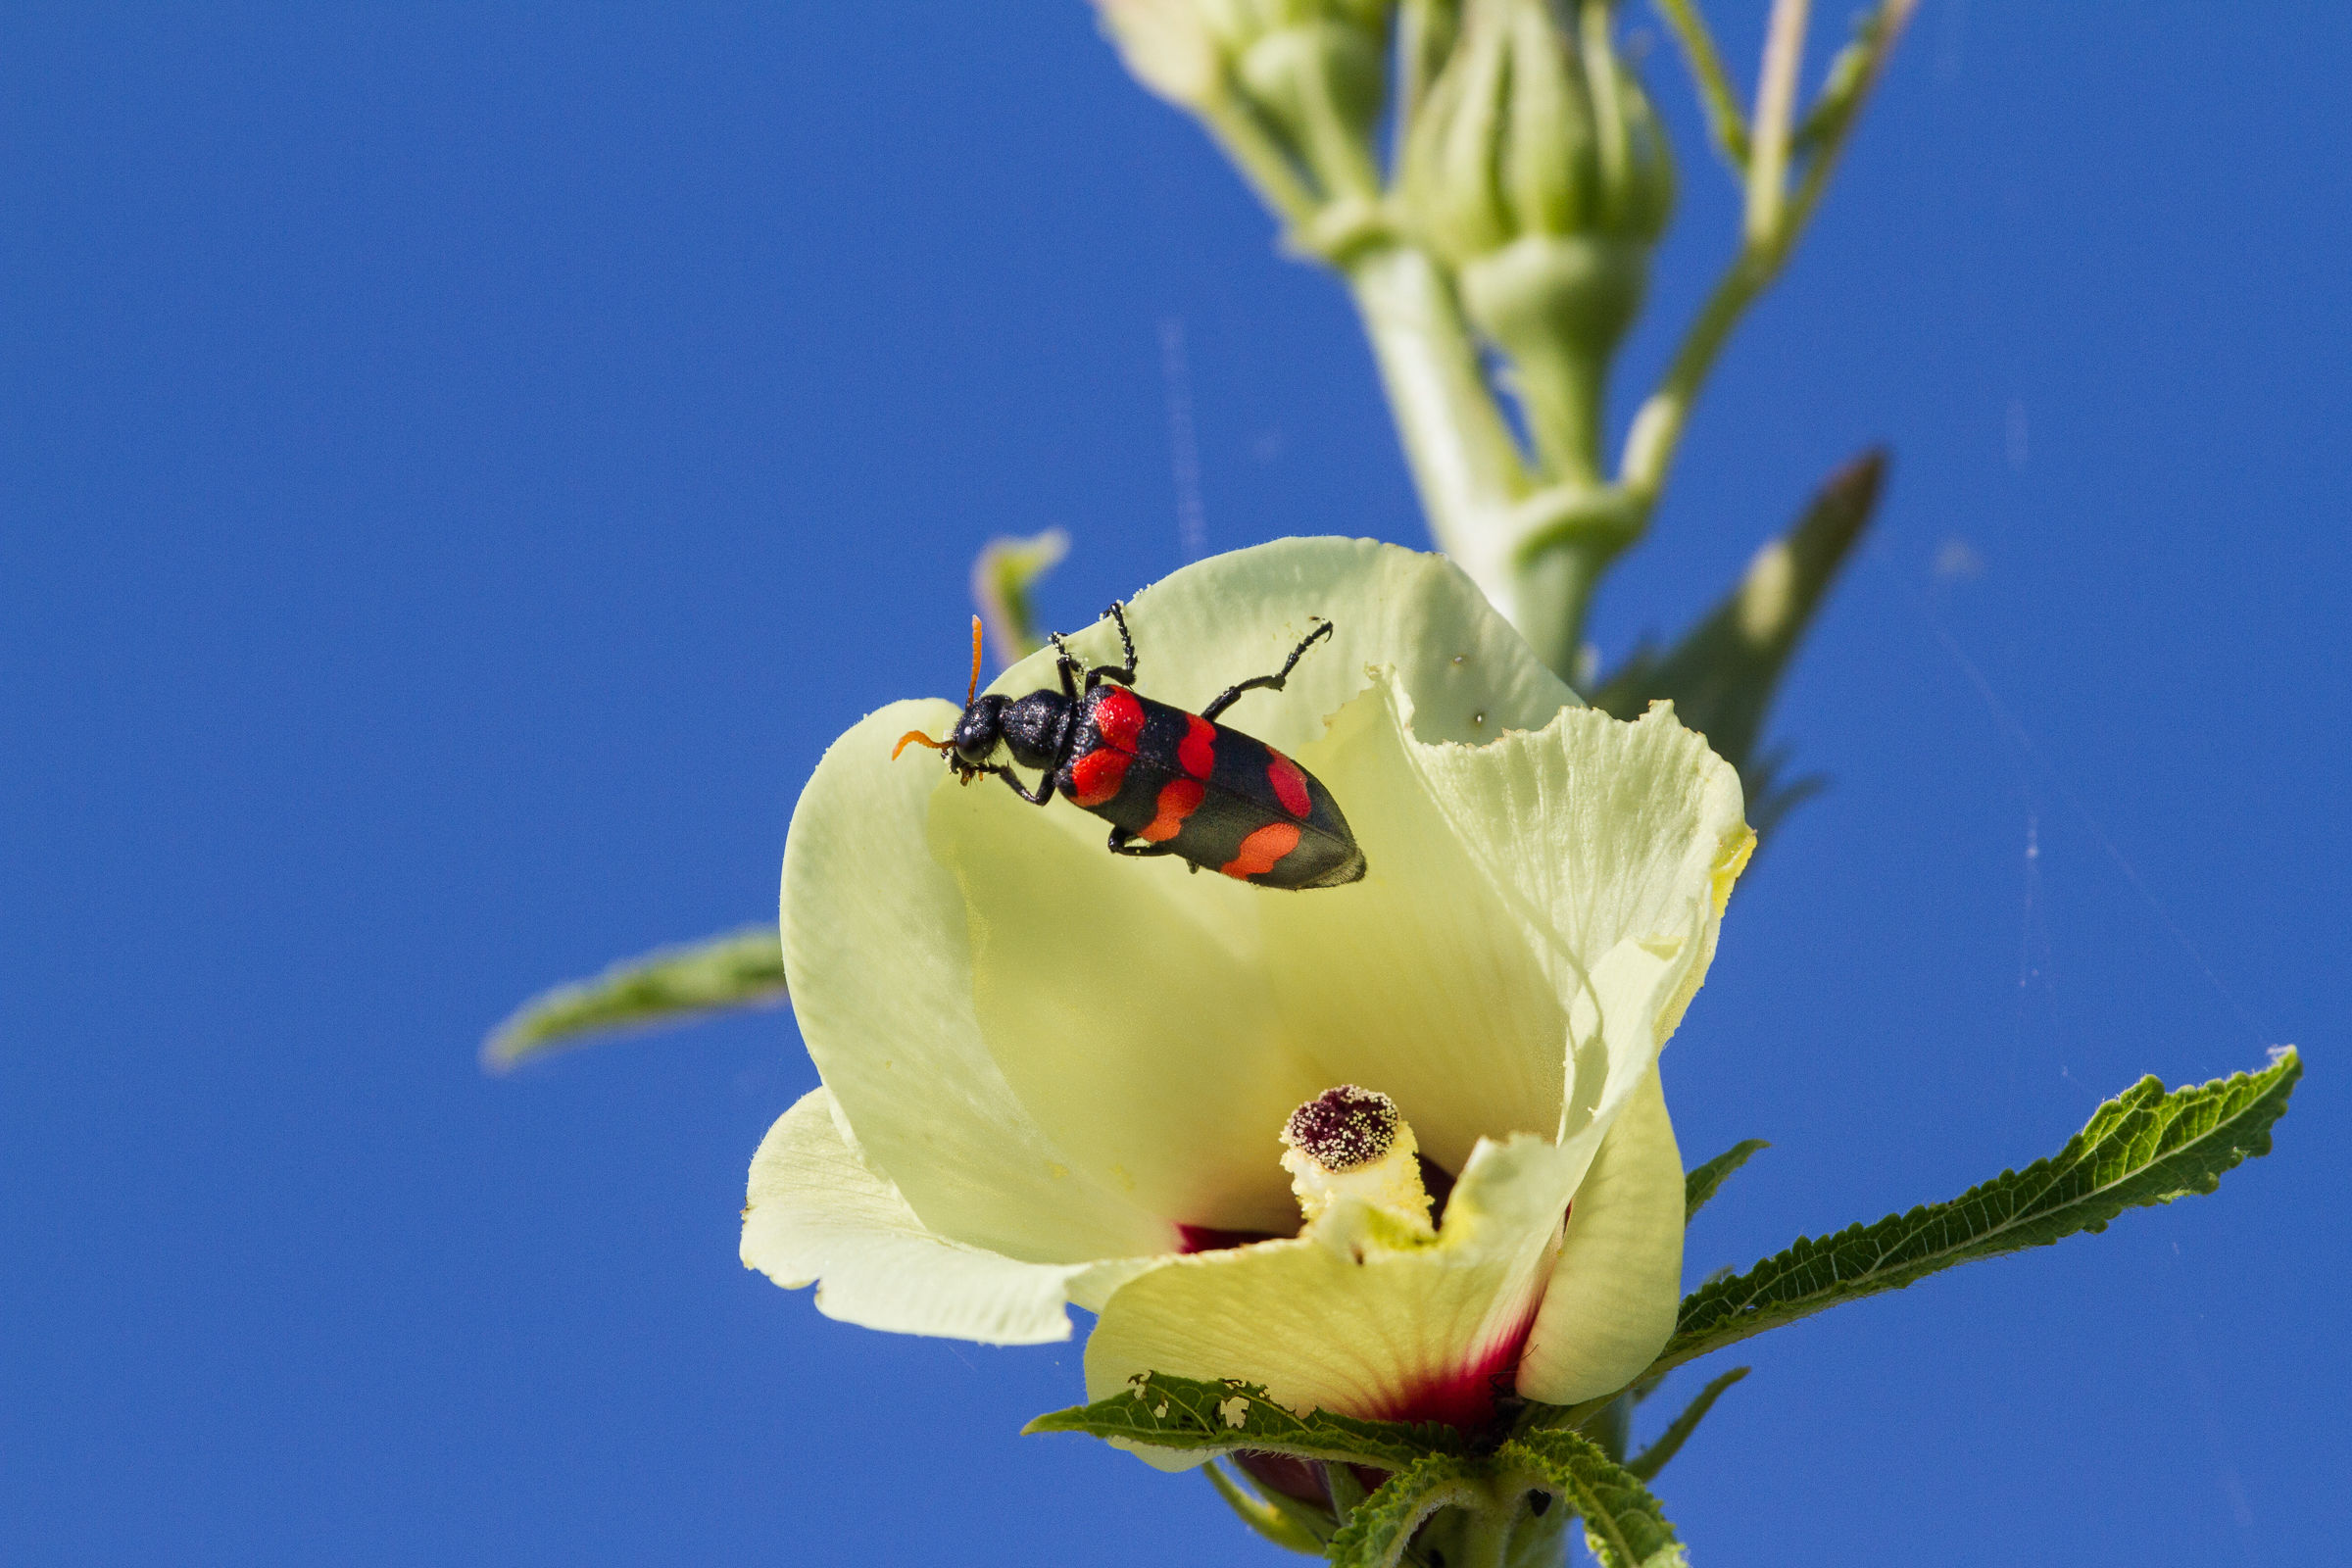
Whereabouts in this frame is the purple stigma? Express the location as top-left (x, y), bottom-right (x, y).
top-left (1282, 1085), bottom-right (1400, 1172)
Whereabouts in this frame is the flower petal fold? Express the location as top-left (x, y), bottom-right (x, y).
top-left (1081, 1133), bottom-right (1581, 1470)
top-left (1515, 1064), bottom-right (1686, 1403)
top-left (784, 700), bottom-right (1172, 1265)
top-left (742, 1088), bottom-right (1148, 1345)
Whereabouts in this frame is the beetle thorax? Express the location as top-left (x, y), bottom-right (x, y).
top-left (995, 690), bottom-right (1073, 771)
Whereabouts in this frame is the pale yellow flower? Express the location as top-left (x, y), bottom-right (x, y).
top-left (744, 538), bottom-right (1750, 1460)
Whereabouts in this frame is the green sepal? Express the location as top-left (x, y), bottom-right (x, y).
top-left (1023, 1372), bottom-right (1465, 1470)
top-left (1324, 1451), bottom-right (1487, 1568)
top-left (1658, 1051), bottom-right (2302, 1375)
top-left (1205, 1460), bottom-right (1328, 1555)
top-left (482, 924), bottom-right (786, 1069)
top-left (1683, 1139), bottom-right (1769, 1220)
top-left (1626, 1366), bottom-right (1749, 1482)
top-left (1592, 449), bottom-right (1884, 835)
top-left (1496, 1429), bottom-right (1687, 1568)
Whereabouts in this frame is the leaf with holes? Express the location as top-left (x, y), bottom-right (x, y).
top-left (1024, 1372), bottom-right (1465, 1470)
top-left (1324, 1452), bottom-right (1488, 1568)
top-left (1499, 1429), bottom-right (1686, 1568)
top-left (1658, 1052), bottom-right (2300, 1374)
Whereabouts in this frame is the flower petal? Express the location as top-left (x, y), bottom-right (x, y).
top-left (1081, 1133), bottom-right (1581, 1471)
top-left (1256, 684), bottom-right (1574, 1172)
top-left (1515, 1064), bottom-right (1686, 1403)
top-left (783, 700), bottom-right (1173, 1264)
top-left (741, 1088), bottom-right (1152, 1345)
top-left (996, 537), bottom-right (1579, 755)
top-left (913, 538), bottom-right (1584, 1234)
top-left (1398, 695), bottom-right (1752, 1154)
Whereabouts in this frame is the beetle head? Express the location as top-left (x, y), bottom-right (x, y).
top-left (892, 615), bottom-right (997, 783)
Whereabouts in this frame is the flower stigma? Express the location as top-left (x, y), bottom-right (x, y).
top-left (1280, 1085), bottom-right (1437, 1238)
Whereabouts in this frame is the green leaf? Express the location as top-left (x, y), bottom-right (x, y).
top-left (1658, 1051), bottom-right (2302, 1374)
top-left (481, 924), bottom-right (786, 1070)
top-left (1684, 1139), bottom-right (1769, 1220)
top-left (1204, 1460), bottom-right (1328, 1555)
top-left (1325, 1452), bottom-right (1486, 1568)
top-left (1626, 1366), bottom-right (1749, 1482)
top-left (970, 527), bottom-right (1069, 665)
top-left (1498, 1429), bottom-right (1687, 1568)
top-left (1593, 449), bottom-right (1884, 826)
top-left (1024, 1372), bottom-right (1464, 1471)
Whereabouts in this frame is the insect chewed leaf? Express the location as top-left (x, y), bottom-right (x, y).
top-left (1659, 1052), bottom-right (2301, 1373)
top-left (1323, 1452), bottom-right (1486, 1568)
top-left (482, 925), bottom-right (786, 1069)
top-left (1023, 1372), bottom-right (1464, 1470)
top-left (1498, 1429), bottom-right (1687, 1568)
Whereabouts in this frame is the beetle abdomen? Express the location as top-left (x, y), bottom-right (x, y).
top-left (1060, 686), bottom-right (1365, 890)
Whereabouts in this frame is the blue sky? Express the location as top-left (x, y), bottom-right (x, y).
top-left (5, 5), bottom-right (2344, 1563)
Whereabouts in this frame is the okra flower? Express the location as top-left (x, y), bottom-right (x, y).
top-left (744, 538), bottom-right (1750, 1453)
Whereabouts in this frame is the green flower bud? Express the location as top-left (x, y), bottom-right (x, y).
top-left (1094, 0), bottom-right (1394, 211)
top-left (1401, 0), bottom-right (1674, 480)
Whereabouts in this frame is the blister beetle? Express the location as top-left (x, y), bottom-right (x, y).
top-left (893, 605), bottom-right (1367, 890)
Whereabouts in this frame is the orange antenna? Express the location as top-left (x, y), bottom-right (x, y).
top-left (965, 614), bottom-right (984, 706)
top-left (893, 729), bottom-right (949, 760)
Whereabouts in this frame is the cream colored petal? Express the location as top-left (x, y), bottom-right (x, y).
top-left (1082, 1133), bottom-right (1581, 1471)
top-left (1515, 1065), bottom-right (1686, 1404)
top-left (1256, 685), bottom-right (1572, 1174)
top-left (742, 1088), bottom-right (1128, 1346)
top-left (922, 538), bottom-right (1582, 1234)
top-left (783, 699), bottom-right (1172, 1264)
top-left (995, 537), bottom-right (1578, 754)
top-left (1399, 695), bottom-right (1752, 1152)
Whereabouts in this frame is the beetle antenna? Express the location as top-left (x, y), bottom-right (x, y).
top-left (966, 614), bottom-right (983, 707)
top-left (893, 729), bottom-right (949, 760)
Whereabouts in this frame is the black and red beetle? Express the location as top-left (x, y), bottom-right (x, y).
top-left (894, 605), bottom-right (1367, 890)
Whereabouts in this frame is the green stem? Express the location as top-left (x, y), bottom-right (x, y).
top-left (1451, 1484), bottom-right (1522, 1568)
top-left (1743, 0), bottom-right (1811, 244)
top-left (1616, 0), bottom-right (1915, 515)
top-left (1651, 0), bottom-right (1751, 168)
top-left (1343, 243), bottom-right (1533, 610)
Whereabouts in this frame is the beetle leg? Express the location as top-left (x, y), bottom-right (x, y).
top-left (987, 764), bottom-right (1054, 806)
top-left (1084, 601), bottom-right (1140, 690)
top-left (1200, 617), bottom-right (1332, 721)
top-left (1106, 827), bottom-right (1181, 858)
top-left (1048, 633), bottom-right (1081, 701)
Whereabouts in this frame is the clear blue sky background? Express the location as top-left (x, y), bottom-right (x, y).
top-left (5, 5), bottom-right (2345, 1563)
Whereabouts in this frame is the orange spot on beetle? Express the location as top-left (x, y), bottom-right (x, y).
top-left (1070, 748), bottom-right (1130, 807)
top-left (1096, 688), bottom-right (1146, 752)
top-left (1179, 714), bottom-right (1216, 778)
top-left (1221, 821), bottom-right (1300, 880)
top-left (1140, 778), bottom-right (1206, 842)
top-left (1265, 751), bottom-right (1311, 817)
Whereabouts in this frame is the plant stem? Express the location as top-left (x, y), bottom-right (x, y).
top-left (1650, 0), bottom-right (1750, 168)
top-left (1744, 0), bottom-right (1811, 243)
top-left (1344, 242), bottom-right (1533, 615)
top-left (1615, 0), bottom-right (1915, 520)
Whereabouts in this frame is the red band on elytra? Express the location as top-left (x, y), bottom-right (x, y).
top-left (1220, 821), bottom-right (1300, 879)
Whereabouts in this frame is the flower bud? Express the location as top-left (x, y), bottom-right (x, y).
top-left (1095, 0), bottom-right (1394, 207)
top-left (1400, 0), bottom-right (1673, 479)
